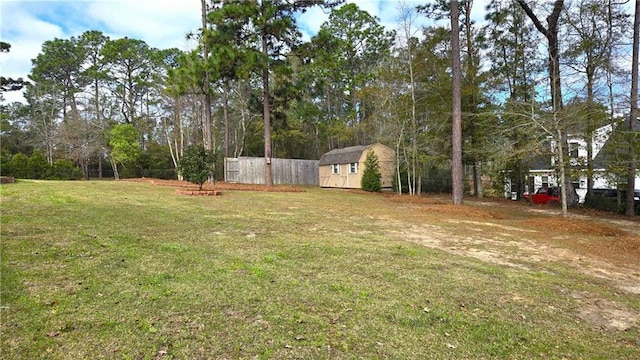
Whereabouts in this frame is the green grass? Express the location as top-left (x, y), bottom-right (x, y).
top-left (1, 180), bottom-right (638, 359)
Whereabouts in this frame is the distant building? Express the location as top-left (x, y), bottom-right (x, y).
top-left (515, 122), bottom-right (639, 202)
top-left (318, 143), bottom-right (395, 189)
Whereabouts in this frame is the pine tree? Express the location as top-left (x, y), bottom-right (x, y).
top-left (361, 150), bottom-right (382, 192)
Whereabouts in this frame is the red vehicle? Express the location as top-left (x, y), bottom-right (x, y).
top-left (524, 187), bottom-right (560, 205)
top-left (524, 187), bottom-right (578, 206)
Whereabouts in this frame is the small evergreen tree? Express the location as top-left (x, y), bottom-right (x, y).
top-left (27, 151), bottom-right (51, 179)
top-left (361, 150), bottom-right (382, 192)
top-left (6, 153), bottom-right (28, 178)
top-left (177, 145), bottom-right (215, 190)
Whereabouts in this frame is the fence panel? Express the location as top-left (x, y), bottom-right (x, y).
top-left (224, 157), bottom-right (318, 186)
top-left (224, 158), bottom-right (240, 183)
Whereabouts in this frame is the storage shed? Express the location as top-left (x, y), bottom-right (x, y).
top-left (318, 143), bottom-right (395, 189)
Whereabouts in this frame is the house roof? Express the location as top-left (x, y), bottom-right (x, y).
top-left (528, 153), bottom-right (553, 171)
top-left (593, 119), bottom-right (640, 169)
top-left (593, 135), bottom-right (616, 169)
top-left (318, 144), bottom-right (375, 166)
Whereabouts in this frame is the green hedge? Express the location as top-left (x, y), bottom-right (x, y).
top-left (1, 152), bottom-right (83, 180)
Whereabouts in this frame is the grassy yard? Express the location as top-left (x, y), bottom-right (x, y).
top-left (1, 180), bottom-right (639, 359)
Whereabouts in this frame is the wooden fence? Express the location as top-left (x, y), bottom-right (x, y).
top-left (224, 157), bottom-right (319, 186)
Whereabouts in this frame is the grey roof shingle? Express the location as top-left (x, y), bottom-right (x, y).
top-left (528, 153), bottom-right (553, 170)
top-left (318, 145), bottom-right (373, 166)
top-left (593, 118), bottom-right (640, 169)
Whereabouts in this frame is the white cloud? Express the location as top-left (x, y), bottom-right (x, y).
top-left (1, 2), bottom-right (65, 79)
top-left (297, 7), bottom-right (329, 41)
top-left (0, 0), bottom-right (201, 104)
top-left (84, 0), bottom-right (200, 50)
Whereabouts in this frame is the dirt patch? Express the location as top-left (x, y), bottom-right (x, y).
top-left (385, 194), bottom-right (506, 220)
top-left (123, 178), bottom-right (306, 193)
top-left (568, 236), bottom-right (640, 265)
top-left (387, 221), bottom-right (640, 330)
top-left (573, 293), bottom-right (639, 331)
top-left (175, 189), bottom-right (221, 196)
top-left (378, 195), bottom-right (640, 331)
top-left (524, 218), bottom-right (628, 237)
top-left (385, 193), bottom-right (449, 205)
top-left (420, 204), bottom-right (506, 220)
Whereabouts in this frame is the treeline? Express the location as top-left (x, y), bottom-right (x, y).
top-left (0, 0), bottom-right (636, 196)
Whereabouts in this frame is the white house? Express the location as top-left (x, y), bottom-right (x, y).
top-left (514, 122), bottom-right (639, 202)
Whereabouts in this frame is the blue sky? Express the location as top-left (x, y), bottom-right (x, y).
top-left (0, 0), bottom-right (489, 103)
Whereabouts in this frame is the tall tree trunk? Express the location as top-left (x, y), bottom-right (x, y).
top-left (128, 74), bottom-right (135, 125)
top-left (587, 69), bottom-right (595, 192)
top-left (517, 0), bottom-right (574, 215)
top-left (515, 157), bottom-right (523, 200)
top-left (410, 43), bottom-right (417, 196)
top-left (626, 0), bottom-right (639, 217)
top-left (464, 0), bottom-right (482, 198)
top-left (557, 124), bottom-right (569, 217)
top-left (111, 158), bottom-right (119, 180)
top-left (606, 0), bottom-right (616, 126)
top-left (201, 0), bottom-right (212, 152)
top-left (399, 3), bottom-right (418, 196)
top-left (451, 0), bottom-right (464, 205)
top-left (262, 32), bottom-right (273, 186)
top-left (223, 85), bottom-right (230, 159)
top-left (94, 78), bottom-right (103, 178)
top-left (473, 162), bottom-right (483, 197)
top-left (396, 123), bottom-right (404, 195)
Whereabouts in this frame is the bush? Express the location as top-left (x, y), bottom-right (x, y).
top-left (2, 152), bottom-right (84, 180)
top-left (27, 151), bottom-right (52, 179)
top-left (6, 153), bottom-right (30, 178)
top-left (0, 150), bottom-right (11, 176)
top-left (50, 159), bottom-right (83, 180)
top-left (137, 142), bottom-right (177, 179)
top-left (584, 191), bottom-right (640, 215)
top-left (361, 150), bottom-right (382, 192)
top-left (177, 145), bottom-right (215, 190)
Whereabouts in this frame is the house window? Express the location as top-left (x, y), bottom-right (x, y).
top-left (348, 162), bottom-right (358, 174)
top-left (569, 143), bottom-right (579, 158)
top-left (331, 164), bottom-right (340, 174)
top-left (542, 176), bottom-right (549, 188)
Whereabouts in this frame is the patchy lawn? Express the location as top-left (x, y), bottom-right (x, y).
top-left (1, 180), bottom-right (638, 359)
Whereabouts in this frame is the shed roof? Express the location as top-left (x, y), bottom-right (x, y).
top-left (318, 144), bottom-right (374, 166)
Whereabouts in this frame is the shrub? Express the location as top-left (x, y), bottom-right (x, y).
top-left (6, 153), bottom-right (29, 178)
top-left (50, 159), bottom-right (83, 180)
top-left (27, 151), bottom-right (52, 179)
top-left (137, 142), bottom-right (177, 179)
top-left (2, 152), bottom-right (84, 180)
top-left (0, 150), bottom-right (11, 176)
top-left (177, 145), bottom-right (215, 190)
top-left (584, 191), bottom-right (640, 215)
top-left (361, 150), bottom-right (382, 192)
